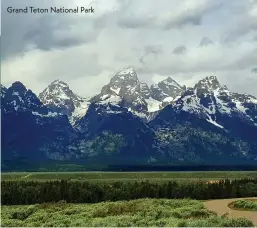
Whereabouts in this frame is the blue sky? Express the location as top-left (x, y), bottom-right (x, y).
top-left (1, 0), bottom-right (257, 97)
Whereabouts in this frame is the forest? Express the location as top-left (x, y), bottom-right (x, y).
top-left (2, 178), bottom-right (257, 205)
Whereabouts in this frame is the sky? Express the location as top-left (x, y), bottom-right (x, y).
top-left (1, 0), bottom-right (257, 97)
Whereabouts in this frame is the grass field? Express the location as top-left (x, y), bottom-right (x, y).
top-left (2, 171), bottom-right (257, 182)
top-left (1, 198), bottom-right (254, 227)
top-left (228, 199), bottom-right (257, 211)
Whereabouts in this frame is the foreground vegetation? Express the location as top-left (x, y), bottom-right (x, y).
top-left (1, 199), bottom-right (254, 227)
top-left (2, 171), bottom-right (257, 182)
top-left (2, 178), bottom-right (257, 205)
top-left (229, 199), bottom-right (257, 211)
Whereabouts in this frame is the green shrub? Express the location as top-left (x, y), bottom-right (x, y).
top-left (10, 206), bottom-right (37, 220)
top-left (1, 198), bottom-right (254, 227)
top-left (231, 199), bottom-right (257, 211)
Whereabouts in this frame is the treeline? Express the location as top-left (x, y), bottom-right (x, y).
top-left (2, 178), bottom-right (257, 205)
top-left (105, 165), bottom-right (257, 171)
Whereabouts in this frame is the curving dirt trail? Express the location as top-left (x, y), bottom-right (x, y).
top-left (204, 197), bottom-right (257, 226)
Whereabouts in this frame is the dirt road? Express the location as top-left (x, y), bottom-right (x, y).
top-left (204, 197), bottom-right (257, 226)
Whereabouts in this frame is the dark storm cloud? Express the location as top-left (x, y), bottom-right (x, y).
top-left (1, 0), bottom-right (99, 60)
top-left (172, 45), bottom-right (187, 55)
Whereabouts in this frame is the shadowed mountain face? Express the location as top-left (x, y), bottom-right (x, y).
top-left (1, 82), bottom-right (77, 163)
top-left (1, 67), bottom-right (257, 168)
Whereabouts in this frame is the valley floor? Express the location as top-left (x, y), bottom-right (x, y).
top-left (1, 198), bottom-right (255, 227)
top-left (2, 170), bottom-right (257, 182)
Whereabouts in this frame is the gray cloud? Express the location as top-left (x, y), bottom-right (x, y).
top-left (117, 0), bottom-right (223, 30)
top-left (221, 0), bottom-right (257, 43)
top-left (172, 46), bottom-right (187, 55)
top-left (1, 0), bottom-right (257, 97)
top-left (138, 45), bottom-right (163, 65)
top-left (118, 16), bottom-right (154, 29)
top-left (1, 0), bottom-right (100, 60)
top-left (198, 37), bottom-right (213, 47)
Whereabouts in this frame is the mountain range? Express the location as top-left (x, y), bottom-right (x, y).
top-left (1, 67), bottom-right (257, 169)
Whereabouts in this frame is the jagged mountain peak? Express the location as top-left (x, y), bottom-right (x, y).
top-left (91, 67), bottom-right (152, 118)
top-left (150, 77), bottom-right (185, 103)
top-left (50, 79), bottom-right (69, 87)
top-left (194, 76), bottom-right (221, 91)
top-left (162, 77), bottom-right (182, 88)
top-left (10, 81), bottom-right (27, 93)
top-left (39, 80), bottom-right (74, 102)
top-left (1, 82), bottom-right (46, 113)
top-left (100, 66), bottom-right (140, 96)
top-left (39, 81), bottom-right (90, 122)
top-left (111, 66), bottom-right (139, 84)
top-left (1, 84), bottom-right (8, 97)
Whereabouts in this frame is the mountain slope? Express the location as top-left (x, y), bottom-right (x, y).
top-left (39, 80), bottom-right (90, 125)
top-left (173, 76), bottom-right (257, 140)
top-left (150, 76), bottom-right (257, 163)
top-left (90, 67), bottom-right (162, 119)
top-left (1, 82), bottom-right (77, 164)
top-left (2, 70), bottom-right (257, 168)
top-left (150, 77), bottom-right (186, 108)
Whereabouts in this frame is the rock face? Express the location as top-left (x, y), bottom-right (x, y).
top-left (151, 76), bottom-right (257, 163)
top-left (150, 77), bottom-right (186, 109)
top-left (2, 68), bottom-right (257, 169)
top-left (1, 82), bottom-right (77, 164)
top-left (39, 80), bottom-right (90, 125)
top-left (90, 67), bottom-right (151, 118)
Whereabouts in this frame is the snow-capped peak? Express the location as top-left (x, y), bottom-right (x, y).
top-left (116, 66), bottom-right (137, 77)
top-left (194, 76), bottom-right (221, 91)
top-left (111, 66), bottom-right (139, 84)
top-left (172, 76), bottom-right (257, 129)
top-left (39, 80), bottom-right (90, 124)
top-left (1, 82), bottom-right (48, 113)
top-left (51, 79), bottom-right (69, 88)
top-left (162, 77), bottom-right (182, 88)
top-left (39, 80), bottom-right (73, 105)
top-left (150, 77), bottom-right (185, 105)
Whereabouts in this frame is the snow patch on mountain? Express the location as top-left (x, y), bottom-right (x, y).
top-left (39, 80), bottom-right (90, 125)
top-left (145, 98), bottom-right (162, 112)
top-left (99, 95), bottom-right (122, 105)
top-left (150, 77), bottom-right (185, 106)
top-left (172, 76), bottom-right (257, 129)
top-left (32, 111), bottom-right (59, 118)
top-left (69, 100), bottom-right (91, 125)
top-left (206, 115), bottom-right (224, 129)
